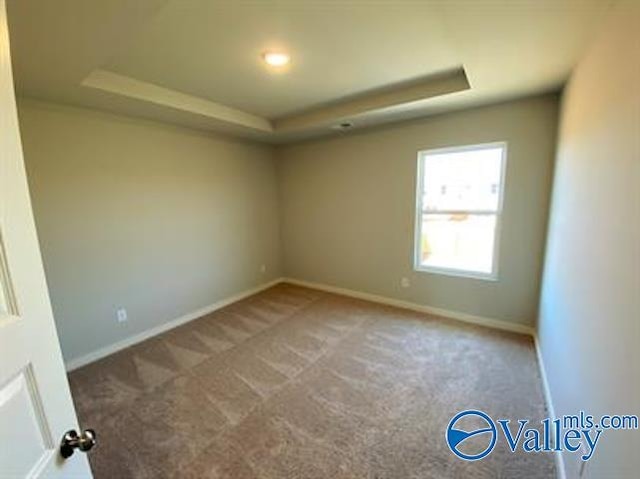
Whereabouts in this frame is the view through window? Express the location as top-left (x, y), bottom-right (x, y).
top-left (415, 143), bottom-right (506, 279)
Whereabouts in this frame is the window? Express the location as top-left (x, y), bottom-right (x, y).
top-left (414, 142), bottom-right (507, 280)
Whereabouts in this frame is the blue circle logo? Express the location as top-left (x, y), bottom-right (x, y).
top-left (446, 410), bottom-right (497, 461)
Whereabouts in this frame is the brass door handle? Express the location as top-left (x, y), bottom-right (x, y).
top-left (60, 429), bottom-right (97, 458)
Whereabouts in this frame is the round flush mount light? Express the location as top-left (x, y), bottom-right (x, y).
top-left (262, 51), bottom-right (290, 67)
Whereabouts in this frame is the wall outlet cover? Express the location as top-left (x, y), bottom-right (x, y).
top-left (116, 308), bottom-right (128, 323)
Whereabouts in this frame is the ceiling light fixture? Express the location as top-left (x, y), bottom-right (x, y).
top-left (262, 51), bottom-right (290, 67)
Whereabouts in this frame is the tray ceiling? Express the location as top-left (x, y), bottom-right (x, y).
top-left (7, 0), bottom-right (613, 143)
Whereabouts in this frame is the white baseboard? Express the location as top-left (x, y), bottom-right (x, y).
top-left (284, 277), bottom-right (564, 476)
top-left (66, 275), bottom-right (534, 371)
top-left (65, 278), bottom-right (285, 371)
top-left (282, 277), bottom-right (535, 336)
top-left (66, 273), bottom-right (561, 476)
top-left (534, 334), bottom-right (567, 479)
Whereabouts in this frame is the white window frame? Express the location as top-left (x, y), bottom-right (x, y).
top-left (413, 141), bottom-right (508, 281)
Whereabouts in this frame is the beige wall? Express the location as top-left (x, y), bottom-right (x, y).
top-left (18, 99), bottom-right (281, 365)
top-left (278, 94), bottom-right (558, 326)
top-left (19, 93), bottom-right (559, 366)
top-left (538, 2), bottom-right (640, 477)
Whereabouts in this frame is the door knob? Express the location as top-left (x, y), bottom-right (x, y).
top-left (60, 429), bottom-right (97, 458)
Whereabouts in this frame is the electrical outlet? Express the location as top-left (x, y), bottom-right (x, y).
top-left (116, 308), bottom-right (128, 323)
top-left (260, 264), bottom-right (267, 274)
top-left (400, 277), bottom-right (411, 288)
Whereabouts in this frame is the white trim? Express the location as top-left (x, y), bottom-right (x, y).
top-left (413, 264), bottom-right (499, 282)
top-left (413, 141), bottom-right (508, 282)
top-left (282, 277), bottom-right (534, 336)
top-left (65, 278), bottom-right (285, 371)
top-left (65, 274), bottom-right (561, 477)
top-left (282, 277), bottom-right (564, 476)
top-left (534, 334), bottom-right (567, 479)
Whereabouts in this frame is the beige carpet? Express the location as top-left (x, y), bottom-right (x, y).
top-left (69, 283), bottom-right (555, 478)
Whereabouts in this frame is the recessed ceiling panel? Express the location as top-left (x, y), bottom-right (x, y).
top-left (104, 0), bottom-right (460, 119)
top-left (6, 0), bottom-right (613, 142)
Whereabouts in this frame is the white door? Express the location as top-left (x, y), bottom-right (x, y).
top-left (0, 0), bottom-right (93, 477)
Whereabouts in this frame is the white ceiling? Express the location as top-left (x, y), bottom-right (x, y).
top-left (7, 0), bottom-right (613, 143)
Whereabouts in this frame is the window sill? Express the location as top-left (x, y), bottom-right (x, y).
top-left (413, 265), bottom-right (498, 282)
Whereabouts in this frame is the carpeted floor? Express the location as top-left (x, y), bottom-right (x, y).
top-left (68, 283), bottom-right (555, 478)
